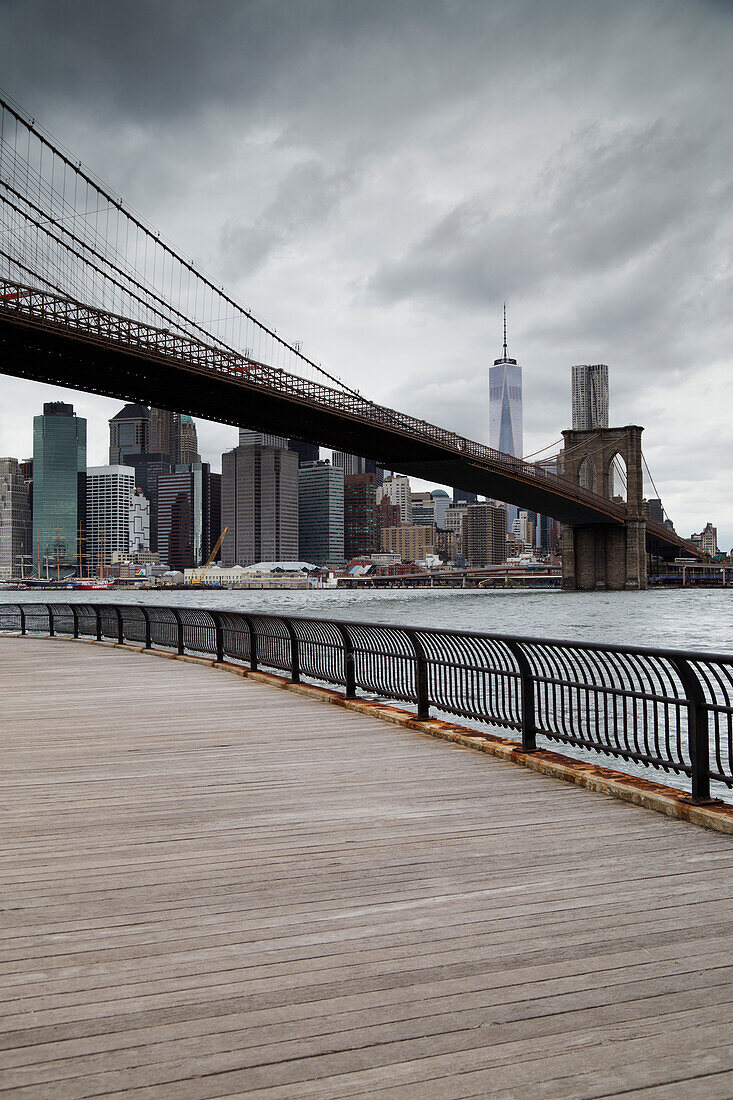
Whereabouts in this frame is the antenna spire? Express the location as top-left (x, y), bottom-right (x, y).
top-left (503, 302), bottom-right (508, 359)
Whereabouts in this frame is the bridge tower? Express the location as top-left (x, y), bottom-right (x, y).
top-left (560, 425), bottom-right (647, 591)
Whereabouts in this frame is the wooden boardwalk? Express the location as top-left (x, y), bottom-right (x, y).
top-left (2, 638), bottom-right (733, 1099)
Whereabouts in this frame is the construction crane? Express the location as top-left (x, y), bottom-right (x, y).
top-left (191, 528), bottom-right (228, 585)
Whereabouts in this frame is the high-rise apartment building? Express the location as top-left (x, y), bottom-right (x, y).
top-left (571, 364), bottom-right (609, 430)
top-left (298, 460), bottom-right (344, 566)
top-left (108, 404), bottom-right (149, 464)
top-left (411, 492), bottom-right (435, 527)
top-left (463, 501), bottom-right (508, 566)
top-left (221, 444), bottom-right (298, 566)
top-left (86, 465), bottom-right (136, 571)
top-left (289, 440), bottom-right (320, 466)
top-left (380, 525), bottom-right (435, 561)
top-left (157, 463), bottom-right (213, 570)
top-left (0, 458), bottom-right (32, 580)
top-left (377, 474), bottom-right (411, 524)
top-left (239, 429), bottom-right (289, 449)
top-left (32, 402), bottom-right (86, 576)
top-left (344, 472), bottom-right (379, 559)
top-left (445, 501), bottom-right (469, 542)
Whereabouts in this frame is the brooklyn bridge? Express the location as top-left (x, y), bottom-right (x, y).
top-left (0, 95), bottom-right (698, 588)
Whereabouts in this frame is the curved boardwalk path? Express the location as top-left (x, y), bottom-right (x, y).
top-left (2, 637), bottom-right (733, 1099)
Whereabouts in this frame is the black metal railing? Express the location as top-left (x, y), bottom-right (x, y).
top-left (2, 601), bottom-right (732, 802)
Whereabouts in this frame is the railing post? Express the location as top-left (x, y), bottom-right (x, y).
top-left (115, 605), bottom-right (124, 645)
top-left (71, 605), bottom-right (79, 638)
top-left (336, 623), bottom-right (356, 698)
top-left (506, 640), bottom-right (537, 751)
top-left (406, 629), bottom-right (430, 721)
top-left (283, 618), bottom-right (300, 683)
top-left (46, 603), bottom-right (54, 637)
top-left (672, 657), bottom-right (711, 802)
top-left (141, 607), bottom-right (152, 650)
top-left (18, 606), bottom-right (26, 636)
top-left (211, 612), bottom-right (224, 663)
top-left (95, 605), bottom-right (102, 641)
top-left (243, 615), bottom-right (258, 670)
top-left (172, 609), bottom-right (185, 655)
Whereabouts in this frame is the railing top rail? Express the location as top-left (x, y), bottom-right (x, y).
top-left (10, 601), bottom-right (732, 665)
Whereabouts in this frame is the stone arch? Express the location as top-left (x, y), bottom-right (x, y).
top-left (578, 455), bottom-right (597, 493)
top-left (607, 450), bottom-right (628, 503)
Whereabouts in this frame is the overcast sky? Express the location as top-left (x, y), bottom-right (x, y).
top-left (0, 0), bottom-right (731, 545)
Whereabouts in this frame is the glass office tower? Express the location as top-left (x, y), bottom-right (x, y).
top-left (32, 402), bottom-right (87, 577)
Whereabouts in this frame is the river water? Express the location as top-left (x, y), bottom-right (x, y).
top-left (3, 587), bottom-right (732, 799)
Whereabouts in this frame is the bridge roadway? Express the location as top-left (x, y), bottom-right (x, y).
top-left (3, 637), bottom-right (733, 1098)
top-left (0, 283), bottom-right (695, 559)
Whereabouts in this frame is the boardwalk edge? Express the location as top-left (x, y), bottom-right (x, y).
top-left (17, 633), bottom-right (733, 835)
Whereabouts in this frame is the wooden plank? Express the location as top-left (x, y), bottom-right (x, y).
top-left (2, 636), bottom-right (733, 1097)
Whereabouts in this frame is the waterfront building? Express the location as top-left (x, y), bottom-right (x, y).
top-left (221, 444), bottom-right (298, 567)
top-left (129, 488), bottom-right (150, 553)
top-left (381, 524), bottom-right (435, 561)
top-left (463, 501), bottom-right (508, 566)
top-left (0, 458), bottom-right (32, 580)
top-left (378, 474), bottom-right (411, 524)
top-left (240, 429), bottom-right (289, 449)
top-left (344, 472), bottom-right (379, 559)
top-left (86, 465), bottom-right (136, 571)
top-left (572, 364), bottom-right (609, 431)
top-left (120, 453), bottom-right (173, 553)
top-left (32, 402), bottom-right (86, 576)
top-left (691, 522), bottom-right (719, 556)
top-left (157, 463), bottom-right (213, 570)
top-left (108, 404), bottom-right (150, 465)
top-left (298, 460), bottom-right (345, 566)
top-left (289, 440), bottom-right (320, 466)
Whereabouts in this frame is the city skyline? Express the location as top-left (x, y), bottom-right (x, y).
top-left (0, 2), bottom-right (730, 546)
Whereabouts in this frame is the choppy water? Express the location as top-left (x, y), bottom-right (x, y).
top-left (3, 587), bottom-right (732, 800)
top-left (2, 586), bottom-right (731, 652)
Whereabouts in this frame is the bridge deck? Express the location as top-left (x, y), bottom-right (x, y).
top-left (3, 638), bottom-right (733, 1098)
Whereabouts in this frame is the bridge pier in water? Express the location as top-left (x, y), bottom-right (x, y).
top-left (560, 425), bottom-right (647, 591)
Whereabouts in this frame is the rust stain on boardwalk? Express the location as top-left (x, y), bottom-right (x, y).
top-left (2, 637), bottom-right (733, 1098)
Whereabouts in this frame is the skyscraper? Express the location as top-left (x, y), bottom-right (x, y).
top-left (86, 465), bottom-right (136, 571)
top-left (149, 408), bottom-right (177, 460)
top-left (158, 463), bottom-right (213, 570)
top-left (332, 452), bottom-right (384, 485)
top-left (0, 458), bottom-right (32, 580)
top-left (121, 453), bottom-right (172, 553)
top-left (108, 404), bottom-right (150, 464)
top-left (572, 364), bottom-right (609, 430)
top-left (344, 472), bottom-right (379, 559)
top-left (32, 402), bottom-right (86, 576)
top-left (377, 474), bottom-right (411, 524)
top-left (221, 444), bottom-right (298, 566)
top-left (298, 460), bottom-right (345, 566)
top-left (489, 306), bottom-right (523, 459)
top-left (239, 429), bottom-right (289, 449)
top-left (179, 415), bottom-right (201, 464)
top-left (289, 439), bottom-right (320, 466)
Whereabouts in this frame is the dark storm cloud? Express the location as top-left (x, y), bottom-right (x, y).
top-left (0, 0), bottom-right (731, 543)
